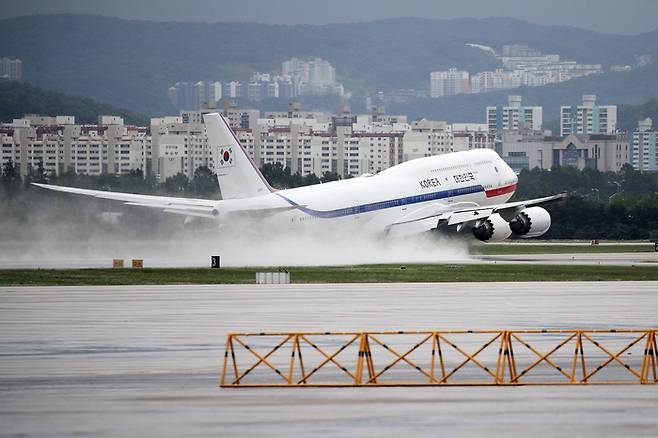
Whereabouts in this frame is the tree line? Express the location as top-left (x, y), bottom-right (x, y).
top-left (0, 161), bottom-right (221, 199)
top-left (514, 165), bottom-right (658, 240)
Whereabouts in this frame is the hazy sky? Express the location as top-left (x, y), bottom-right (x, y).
top-left (2, 0), bottom-right (657, 35)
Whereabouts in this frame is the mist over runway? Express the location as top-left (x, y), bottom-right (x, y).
top-left (1, 282), bottom-right (657, 437)
top-left (0, 243), bottom-right (655, 269)
top-left (0, 225), bottom-right (472, 268)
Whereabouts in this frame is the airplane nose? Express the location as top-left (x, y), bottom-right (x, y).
top-left (501, 158), bottom-right (517, 183)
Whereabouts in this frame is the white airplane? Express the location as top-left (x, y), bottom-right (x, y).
top-left (34, 113), bottom-right (565, 242)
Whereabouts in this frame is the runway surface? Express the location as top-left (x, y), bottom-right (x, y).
top-left (1, 283), bottom-right (658, 437)
top-left (478, 251), bottom-right (658, 265)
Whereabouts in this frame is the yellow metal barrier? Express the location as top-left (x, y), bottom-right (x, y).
top-left (220, 330), bottom-right (657, 387)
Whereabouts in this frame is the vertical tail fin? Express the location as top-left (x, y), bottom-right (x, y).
top-left (203, 112), bottom-right (273, 199)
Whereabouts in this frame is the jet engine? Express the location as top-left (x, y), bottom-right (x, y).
top-left (508, 206), bottom-right (551, 238)
top-left (472, 213), bottom-right (512, 242)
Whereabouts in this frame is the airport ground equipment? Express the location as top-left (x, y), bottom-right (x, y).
top-left (220, 330), bottom-right (657, 387)
top-left (255, 271), bottom-right (290, 284)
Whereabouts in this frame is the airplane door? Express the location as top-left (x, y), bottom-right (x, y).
top-left (493, 163), bottom-right (502, 187)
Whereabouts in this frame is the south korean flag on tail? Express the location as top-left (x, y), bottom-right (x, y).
top-left (218, 146), bottom-right (235, 167)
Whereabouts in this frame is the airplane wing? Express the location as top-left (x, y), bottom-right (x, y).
top-left (33, 183), bottom-right (222, 218)
top-left (386, 192), bottom-right (567, 234)
top-left (32, 183), bottom-right (304, 219)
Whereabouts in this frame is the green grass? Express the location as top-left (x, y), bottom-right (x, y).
top-left (1, 264), bottom-right (658, 286)
top-left (474, 244), bottom-right (654, 255)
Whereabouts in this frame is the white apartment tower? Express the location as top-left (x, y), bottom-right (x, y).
top-left (430, 68), bottom-right (470, 98)
top-left (486, 95), bottom-right (543, 133)
top-left (560, 95), bottom-right (617, 136)
top-left (282, 57), bottom-right (336, 87)
top-left (631, 118), bottom-right (657, 172)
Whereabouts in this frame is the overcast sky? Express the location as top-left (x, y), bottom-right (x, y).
top-left (2, 0), bottom-right (657, 35)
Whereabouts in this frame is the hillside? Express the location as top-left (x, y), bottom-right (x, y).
top-left (0, 81), bottom-right (149, 125)
top-left (618, 99), bottom-right (658, 131)
top-left (0, 15), bottom-right (657, 116)
top-left (0, 15), bottom-right (658, 114)
top-left (381, 61), bottom-right (658, 123)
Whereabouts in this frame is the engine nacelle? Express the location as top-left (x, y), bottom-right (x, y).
top-left (509, 206), bottom-right (551, 238)
top-left (472, 213), bottom-right (512, 242)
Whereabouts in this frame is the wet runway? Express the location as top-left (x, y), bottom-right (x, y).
top-left (1, 283), bottom-right (658, 437)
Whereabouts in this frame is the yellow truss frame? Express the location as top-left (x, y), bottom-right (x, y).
top-left (220, 330), bottom-right (658, 387)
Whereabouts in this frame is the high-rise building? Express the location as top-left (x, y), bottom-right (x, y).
top-left (222, 102), bottom-right (260, 130)
top-left (631, 118), bottom-right (657, 172)
top-left (560, 95), bottom-right (617, 136)
top-left (0, 58), bottom-right (22, 80)
top-left (403, 120), bottom-right (453, 160)
top-left (430, 69), bottom-right (470, 98)
top-left (452, 124), bottom-right (496, 152)
top-left (486, 95), bottom-right (543, 133)
top-left (168, 81), bottom-right (222, 111)
top-left (470, 69), bottom-right (523, 94)
top-left (222, 81), bottom-right (242, 99)
top-left (281, 57), bottom-right (341, 96)
top-left (150, 111), bottom-right (212, 180)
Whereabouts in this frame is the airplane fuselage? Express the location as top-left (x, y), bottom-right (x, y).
top-left (221, 148), bottom-right (518, 233)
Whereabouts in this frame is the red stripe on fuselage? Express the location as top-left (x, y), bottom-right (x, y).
top-left (485, 183), bottom-right (517, 198)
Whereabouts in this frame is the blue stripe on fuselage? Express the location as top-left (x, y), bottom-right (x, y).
top-left (275, 184), bottom-right (484, 218)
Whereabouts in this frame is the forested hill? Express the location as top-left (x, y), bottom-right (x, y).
top-left (0, 14), bottom-right (657, 117)
top-left (0, 81), bottom-right (148, 125)
top-left (618, 99), bottom-right (658, 131)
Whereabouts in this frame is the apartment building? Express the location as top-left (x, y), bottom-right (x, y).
top-left (168, 81), bottom-right (223, 111)
top-left (452, 123), bottom-right (496, 152)
top-left (0, 58), bottom-right (22, 80)
top-left (560, 95), bottom-right (617, 136)
top-left (631, 118), bottom-right (657, 172)
top-left (5, 93), bottom-right (633, 186)
top-left (430, 69), bottom-right (470, 98)
top-left (150, 111), bottom-right (212, 180)
top-left (223, 104), bottom-right (260, 129)
top-left (486, 96), bottom-right (543, 133)
top-left (1, 115), bottom-right (149, 178)
top-left (471, 69), bottom-right (522, 94)
top-left (403, 120), bottom-right (453, 161)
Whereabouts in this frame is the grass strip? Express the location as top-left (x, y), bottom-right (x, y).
top-left (1, 264), bottom-right (658, 286)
